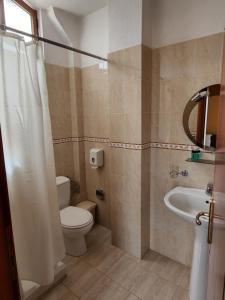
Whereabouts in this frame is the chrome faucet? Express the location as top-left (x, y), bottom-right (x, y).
top-left (206, 183), bottom-right (213, 197)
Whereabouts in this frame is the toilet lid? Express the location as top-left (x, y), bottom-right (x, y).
top-left (60, 206), bottom-right (93, 229)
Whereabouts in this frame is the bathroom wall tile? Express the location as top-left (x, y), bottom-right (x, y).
top-left (45, 63), bottom-right (70, 91)
top-left (124, 113), bottom-right (142, 144)
top-left (109, 147), bottom-right (144, 257)
top-left (149, 33), bottom-right (223, 266)
top-left (108, 44), bottom-right (152, 258)
top-left (48, 89), bottom-right (72, 139)
top-left (142, 79), bottom-right (151, 114)
top-left (108, 45), bottom-right (142, 72)
top-left (53, 143), bottom-right (74, 180)
top-left (110, 147), bottom-right (124, 175)
top-left (142, 45), bottom-right (152, 81)
top-left (109, 45), bottom-right (142, 145)
top-left (141, 149), bottom-right (150, 255)
top-left (123, 77), bottom-right (142, 115)
top-left (46, 63), bottom-right (85, 202)
top-left (71, 141), bottom-right (86, 205)
top-left (149, 148), bottom-right (214, 266)
top-left (69, 67), bottom-right (83, 137)
top-left (81, 64), bottom-right (109, 139)
top-left (110, 113), bottom-right (125, 142)
top-left (84, 141), bottom-right (110, 228)
top-left (159, 39), bottom-right (197, 81)
top-left (110, 198), bottom-right (142, 257)
top-left (142, 112), bottom-right (151, 144)
top-left (195, 33), bottom-right (224, 84)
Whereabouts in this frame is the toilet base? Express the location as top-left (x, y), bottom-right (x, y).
top-left (64, 236), bottom-right (87, 257)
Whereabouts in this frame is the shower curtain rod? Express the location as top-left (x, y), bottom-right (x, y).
top-left (0, 24), bottom-right (108, 62)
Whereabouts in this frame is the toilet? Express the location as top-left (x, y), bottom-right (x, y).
top-left (56, 176), bottom-right (94, 256)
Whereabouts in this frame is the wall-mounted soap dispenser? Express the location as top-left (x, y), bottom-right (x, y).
top-left (90, 149), bottom-right (104, 169)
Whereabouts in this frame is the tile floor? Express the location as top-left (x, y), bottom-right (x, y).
top-left (41, 226), bottom-right (190, 300)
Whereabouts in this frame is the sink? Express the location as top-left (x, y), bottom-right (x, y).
top-left (164, 186), bottom-right (210, 300)
top-left (164, 186), bottom-right (210, 224)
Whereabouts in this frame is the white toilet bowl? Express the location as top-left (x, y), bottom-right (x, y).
top-left (56, 176), bottom-right (94, 257)
top-left (60, 206), bottom-right (94, 256)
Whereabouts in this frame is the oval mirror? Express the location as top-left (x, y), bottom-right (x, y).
top-left (183, 84), bottom-right (220, 151)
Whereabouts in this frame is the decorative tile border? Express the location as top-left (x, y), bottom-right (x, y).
top-left (83, 137), bottom-right (109, 144)
top-left (53, 136), bottom-right (109, 145)
top-left (150, 142), bottom-right (196, 151)
top-left (109, 142), bottom-right (152, 150)
top-left (150, 142), bottom-right (212, 153)
top-left (53, 137), bottom-right (73, 144)
top-left (53, 137), bottom-right (212, 153)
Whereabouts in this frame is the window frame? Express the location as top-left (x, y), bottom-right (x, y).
top-left (0, 0), bottom-right (38, 35)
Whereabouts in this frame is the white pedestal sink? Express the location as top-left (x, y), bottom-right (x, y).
top-left (164, 187), bottom-right (210, 300)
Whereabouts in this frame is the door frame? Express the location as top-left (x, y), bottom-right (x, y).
top-left (0, 128), bottom-right (20, 299)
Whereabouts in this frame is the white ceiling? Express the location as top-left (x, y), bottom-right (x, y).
top-left (28, 0), bottom-right (108, 16)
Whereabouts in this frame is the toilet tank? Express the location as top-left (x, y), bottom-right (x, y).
top-left (56, 176), bottom-right (70, 209)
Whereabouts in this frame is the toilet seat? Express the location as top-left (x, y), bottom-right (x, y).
top-left (60, 206), bottom-right (93, 229)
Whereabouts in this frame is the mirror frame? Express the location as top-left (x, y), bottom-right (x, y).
top-left (183, 84), bottom-right (221, 151)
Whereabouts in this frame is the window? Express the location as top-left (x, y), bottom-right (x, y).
top-left (0, 0), bottom-right (38, 41)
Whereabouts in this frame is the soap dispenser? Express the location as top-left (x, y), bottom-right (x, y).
top-left (90, 149), bottom-right (104, 169)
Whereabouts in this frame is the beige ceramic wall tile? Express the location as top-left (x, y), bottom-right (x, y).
top-left (46, 63), bottom-right (86, 203)
top-left (81, 64), bottom-right (109, 138)
top-left (150, 148), bottom-right (214, 266)
top-left (45, 63), bottom-right (70, 91)
top-left (141, 149), bottom-right (150, 254)
top-left (149, 33), bottom-right (223, 265)
top-left (84, 141), bottom-right (110, 228)
top-left (69, 67), bottom-right (83, 137)
top-left (109, 45), bottom-right (142, 145)
top-left (151, 33), bottom-right (224, 145)
top-left (108, 44), bottom-right (152, 257)
top-left (109, 148), bottom-right (143, 257)
top-left (53, 143), bottom-right (74, 181)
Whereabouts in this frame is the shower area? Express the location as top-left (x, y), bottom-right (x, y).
top-left (0, 2), bottom-right (110, 299)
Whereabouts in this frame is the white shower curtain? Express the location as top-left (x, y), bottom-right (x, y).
top-left (0, 32), bottom-right (65, 285)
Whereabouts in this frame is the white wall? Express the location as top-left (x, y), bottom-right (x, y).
top-left (151, 0), bottom-right (225, 48)
top-left (80, 6), bottom-right (109, 67)
top-left (40, 0), bottom-right (225, 66)
top-left (108, 0), bottom-right (142, 53)
top-left (40, 6), bottom-right (108, 68)
top-left (40, 8), bottom-right (79, 67)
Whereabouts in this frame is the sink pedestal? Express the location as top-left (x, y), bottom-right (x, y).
top-left (164, 187), bottom-right (210, 300)
top-left (190, 224), bottom-right (209, 300)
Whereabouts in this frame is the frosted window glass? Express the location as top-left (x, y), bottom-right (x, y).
top-left (4, 0), bottom-right (32, 42)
